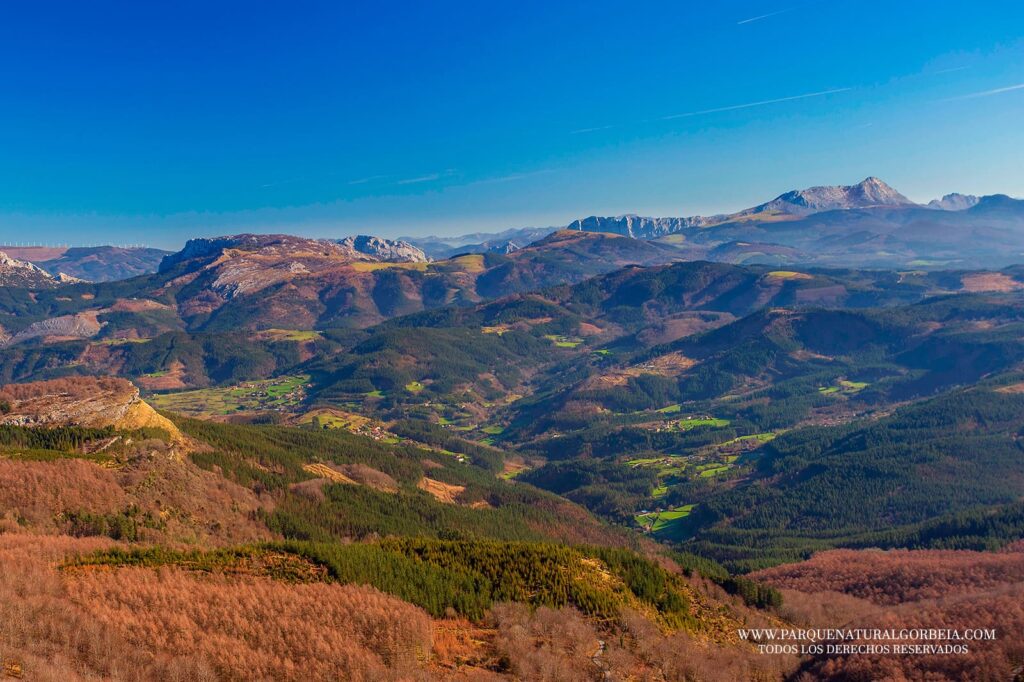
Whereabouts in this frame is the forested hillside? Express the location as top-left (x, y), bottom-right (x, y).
top-left (0, 376), bottom-right (791, 680)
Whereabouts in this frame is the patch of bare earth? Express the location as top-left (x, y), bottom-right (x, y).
top-left (794, 284), bottom-right (848, 304)
top-left (961, 272), bottom-right (1024, 293)
top-left (303, 462), bottom-right (400, 492)
top-left (134, 361), bottom-right (188, 391)
top-left (417, 477), bottom-right (465, 504)
top-left (789, 349), bottom-right (834, 361)
top-left (5, 311), bottom-right (103, 346)
top-left (302, 462), bottom-right (359, 485)
top-left (584, 351), bottom-right (696, 389)
top-left (637, 311), bottom-right (734, 345)
top-left (106, 299), bottom-right (172, 313)
top-left (501, 459), bottom-right (530, 478)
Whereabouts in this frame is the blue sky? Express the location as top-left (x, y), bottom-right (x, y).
top-left (0, 1), bottom-right (1022, 249)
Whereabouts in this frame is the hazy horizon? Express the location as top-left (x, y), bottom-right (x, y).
top-left (2, 175), bottom-right (1021, 251)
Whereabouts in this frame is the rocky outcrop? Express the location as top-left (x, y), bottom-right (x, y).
top-left (0, 251), bottom-right (58, 288)
top-left (928, 193), bottom-right (980, 211)
top-left (0, 376), bottom-right (183, 441)
top-left (334, 235), bottom-right (429, 262)
top-left (485, 240), bottom-right (521, 254)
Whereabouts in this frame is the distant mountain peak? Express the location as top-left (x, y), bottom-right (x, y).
top-left (928, 193), bottom-right (980, 211)
top-left (761, 177), bottom-right (915, 215)
top-left (967, 194), bottom-right (1024, 215)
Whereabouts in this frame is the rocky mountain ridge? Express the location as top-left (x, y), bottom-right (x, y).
top-left (567, 177), bottom-right (916, 239)
top-left (0, 251), bottom-right (61, 288)
top-left (753, 176), bottom-right (914, 214)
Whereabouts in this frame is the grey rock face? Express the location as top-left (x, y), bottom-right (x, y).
top-left (927, 193), bottom-right (981, 211)
top-left (335, 235), bottom-right (429, 262)
top-left (0, 251), bottom-right (58, 288)
top-left (755, 177), bottom-right (915, 215)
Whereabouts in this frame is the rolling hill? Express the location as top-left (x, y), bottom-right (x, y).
top-left (0, 231), bottom-right (691, 389)
top-left (0, 230), bottom-right (685, 340)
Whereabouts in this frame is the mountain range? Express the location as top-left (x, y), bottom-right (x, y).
top-left (8, 177), bottom-right (1019, 281)
top-left (556, 178), bottom-right (1024, 269)
top-left (406, 177), bottom-right (1024, 269)
top-left (3, 176), bottom-right (1024, 679)
top-left (0, 230), bottom-right (686, 360)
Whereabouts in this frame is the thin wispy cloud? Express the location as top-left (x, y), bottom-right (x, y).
top-left (348, 174), bottom-right (390, 185)
top-left (662, 87), bottom-right (852, 120)
top-left (469, 169), bottom-right (555, 186)
top-left (260, 177), bottom-right (305, 189)
top-left (929, 65), bottom-right (971, 76)
top-left (943, 82), bottom-right (1024, 101)
top-left (737, 7), bottom-right (796, 25)
top-left (397, 173), bottom-right (441, 185)
top-left (570, 124), bottom-right (615, 135)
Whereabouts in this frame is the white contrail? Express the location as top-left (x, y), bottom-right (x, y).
top-left (662, 87), bottom-right (852, 120)
top-left (397, 173), bottom-right (441, 185)
top-left (737, 7), bottom-right (796, 24)
top-left (570, 125), bottom-right (615, 135)
top-left (944, 82), bottom-right (1024, 101)
top-left (348, 174), bottom-right (390, 185)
